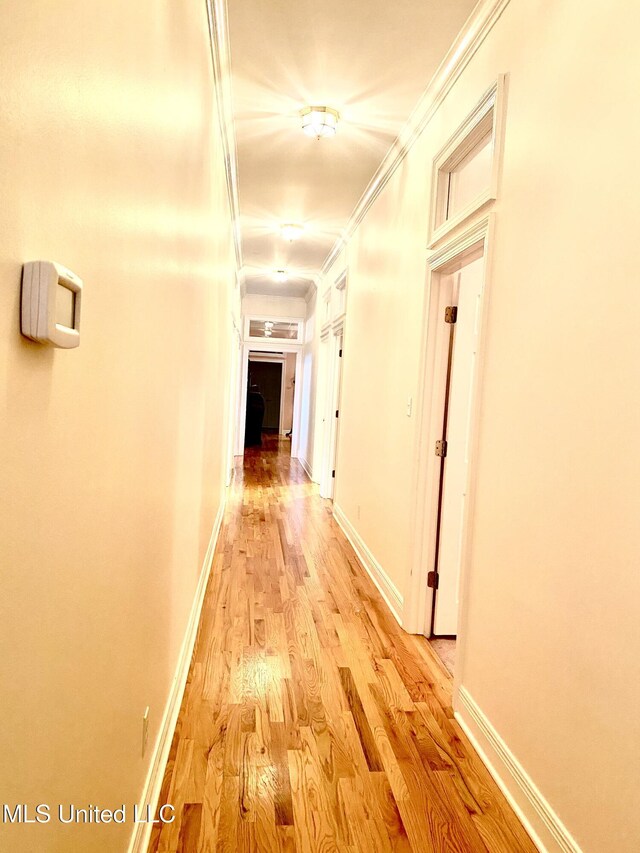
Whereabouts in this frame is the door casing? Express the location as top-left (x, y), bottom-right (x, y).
top-left (320, 323), bottom-right (344, 499)
top-left (235, 341), bottom-right (303, 459)
top-left (405, 213), bottom-right (494, 694)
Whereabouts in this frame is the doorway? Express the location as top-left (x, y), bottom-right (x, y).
top-left (320, 330), bottom-right (344, 500)
top-left (429, 252), bottom-right (483, 639)
top-left (406, 215), bottom-right (492, 678)
top-left (238, 347), bottom-right (302, 457)
top-left (248, 360), bottom-right (282, 435)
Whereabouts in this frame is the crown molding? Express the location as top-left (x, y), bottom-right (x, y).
top-left (206, 0), bottom-right (243, 277)
top-left (320, 0), bottom-right (512, 275)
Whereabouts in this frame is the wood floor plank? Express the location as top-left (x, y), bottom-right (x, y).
top-left (177, 803), bottom-right (202, 853)
top-left (147, 436), bottom-right (536, 853)
top-left (338, 666), bottom-right (384, 772)
top-left (369, 772), bottom-right (412, 853)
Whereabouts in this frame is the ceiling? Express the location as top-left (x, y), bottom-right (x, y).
top-left (228, 0), bottom-right (478, 298)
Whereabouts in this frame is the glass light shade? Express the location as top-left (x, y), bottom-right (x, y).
top-left (264, 321), bottom-right (274, 328)
top-left (300, 106), bottom-right (339, 139)
top-left (280, 223), bottom-right (305, 241)
top-left (273, 270), bottom-right (289, 283)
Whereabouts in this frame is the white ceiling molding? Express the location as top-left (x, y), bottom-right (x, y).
top-left (206, 0), bottom-right (243, 276)
top-left (304, 279), bottom-right (319, 303)
top-left (320, 0), bottom-right (512, 275)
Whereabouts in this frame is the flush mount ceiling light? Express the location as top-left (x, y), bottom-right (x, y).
top-left (280, 223), bottom-right (305, 241)
top-left (300, 106), bottom-right (340, 139)
top-left (273, 269), bottom-right (289, 283)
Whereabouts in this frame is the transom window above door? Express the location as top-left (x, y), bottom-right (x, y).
top-left (428, 76), bottom-right (506, 247)
top-left (246, 317), bottom-right (303, 342)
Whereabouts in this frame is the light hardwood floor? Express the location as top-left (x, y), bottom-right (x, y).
top-left (148, 436), bottom-right (535, 853)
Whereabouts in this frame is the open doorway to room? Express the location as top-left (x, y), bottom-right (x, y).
top-left (235, 319), bottom-right (303, 461)
top-left (245, 352), bottom-right (297, 452)
top-left (406, 216), bottom-right (492, 677)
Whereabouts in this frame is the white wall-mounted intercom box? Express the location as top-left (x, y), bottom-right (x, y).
top-left (21, 261), bottom-right (82, 348)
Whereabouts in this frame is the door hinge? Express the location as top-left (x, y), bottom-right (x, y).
top-left (335, 409), bottom-right (339, 418)
top-left (435, 439), bottom-right (448, 457)
top-left (445, 306), bottom-right (458, 324)
top-left (427, 571), bottom-right (439, 589)
top-left (339, 348), bottom-right (343, 357)
top-left (332, 469), bottom-right (335, 478)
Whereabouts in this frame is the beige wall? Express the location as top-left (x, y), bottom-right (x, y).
top-left (326, 0), bottom-right (640, 850)
top-left (241, 293), bottom-right (308, 319)
top-left (0, 2), bottom-right (237, 851)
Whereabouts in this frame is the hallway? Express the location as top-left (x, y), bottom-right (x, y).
top-left (148, 438), bottom-right (534, 852)
top-left (4, 1), bottom-right (640, 850)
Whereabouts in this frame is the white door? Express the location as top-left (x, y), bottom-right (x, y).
top-left (321, 333), bottom-right (344, 499)
top-left (330, 333), bottom-right (344, 498)
top-left (433, 255), bottom-right (484, 636)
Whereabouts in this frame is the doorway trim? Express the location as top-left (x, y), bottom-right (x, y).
top-left (404, 212), bottom-right (494, 685)
top-left (247, 352), bottom-right (288, 435)
top-left (235, 341), bottom-right (303, 459)
top-left (319, 317), bottom-right (344, 499)
top-left (226, 322), bottom-right (242, 485)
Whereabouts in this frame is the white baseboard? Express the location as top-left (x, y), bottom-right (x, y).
top-left (127, 498), bottom-right (226, 853)
top-left (332, 503), bottom-right (403, 625)
top-left (456, 687), bottom-right (581, 853)
top-left (299, 456), bottom-right (314, 481)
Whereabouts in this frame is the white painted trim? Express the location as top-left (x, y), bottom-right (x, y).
top-left (127, 500), bottom-right (226, 853)
top-left (404, 214), bottom-right (494, 641)
top-left (333, 503), bottom-right (404, 626)
top-left (321, 0), bottom-right (512, 274)
top-left (319, 328), bottom-right (344, 499)
top-left (428, 76), bottom-right (506, 247)
top-left (205, 0), bottom-right (242, 276)
top-left (279, 357), bottom-right (287, 435)
top-left (331, 313), bottom-right (346, 334)
top-left (226, 325), bottom-right (242, 487)
top-left (235, 343), bottom-right (250, 456)
top-left (456, 688), bottom-right (582, 853)
top-left (290, 350), bottom-right (303, 458)
top-left (299, 456), bottom-right (314, 481)
top-left (243, 314), bottom-right (303, 345)
top-left (428, 212), bottom-right (493, 268)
